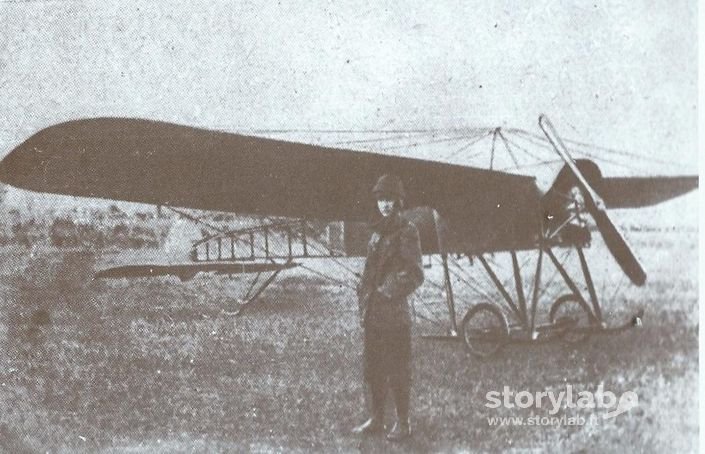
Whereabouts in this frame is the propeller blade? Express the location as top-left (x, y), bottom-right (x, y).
top-left (538, 114), bottom-right (646, 286)
top-left (591, 208), bottom-right (646, 286)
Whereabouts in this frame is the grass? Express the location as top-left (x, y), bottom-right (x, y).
top-left (0, 228), bottom-right (697, 452)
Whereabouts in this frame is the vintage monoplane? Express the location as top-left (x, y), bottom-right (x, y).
top-left (0, 115), bottom-right (697, 356)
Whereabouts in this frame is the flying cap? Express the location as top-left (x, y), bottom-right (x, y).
top-left (372, 174), bottom-right (405, 199)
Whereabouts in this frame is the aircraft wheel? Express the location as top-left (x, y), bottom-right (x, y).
top-left (549, 294), bottom-right (592, 344)
top-left (461, 303), bottom-right (509, 358)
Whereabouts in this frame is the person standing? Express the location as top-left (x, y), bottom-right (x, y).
top-left (352, 174), bottom-right (424, 442)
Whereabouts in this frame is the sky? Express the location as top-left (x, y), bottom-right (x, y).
top-left (0, 0), bottom-right (698, 221)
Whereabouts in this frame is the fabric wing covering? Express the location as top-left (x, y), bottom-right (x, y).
top-left (0, 117), bottom-right (590, 255)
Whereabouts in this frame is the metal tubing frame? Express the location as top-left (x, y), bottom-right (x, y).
top-left (301, 220), bottom-right (309, 257)
top-left (477, 254), bottom-right (525, 325)
top-left (243, 271), bottom-right (263, 301)
top-left (236, 259), bottom-right (291, 315)
top-left (441, 253), bottom-right (459, 334)
top-left (287, 226), bottom-right (293, 258)
top-left (510, 251), bottom-right (528, 325)
top-left (192, 217), bottom-right (344, 263)
top-left (544, 248), bottom-right (599, 322)
top-left (473, 243), bottom-right (603, 337)
top-left (576, 247), bottom-right (603, 322)
top-left (528, 249), bottom-right (543, 334)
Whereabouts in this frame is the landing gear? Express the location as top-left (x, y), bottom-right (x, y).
top-left (423, 115), bottom-right (647, 357)
top-left (453, 245), bottom-right (642, 358)
top-left (549, 293), bottom-right (592, 344)
top-left (461, 303), bottom-right (509, 358)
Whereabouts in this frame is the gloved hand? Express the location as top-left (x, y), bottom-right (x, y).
top-left (374, 288), bottom-right (393, 304)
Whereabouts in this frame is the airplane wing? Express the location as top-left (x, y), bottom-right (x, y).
top-left (599, 176), bottom-right (698, 208)
top-left (0, 118), bottom-right (697, 256)
top-left (0, 117), bottom-right (543, 253)
top-left (544, 158), bottom-right (697, 209)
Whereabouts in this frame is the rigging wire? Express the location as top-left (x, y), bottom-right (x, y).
top-left (211, 124), bottom-right (686, 172)
top-left (455, 146), bottom-right (496, 165)
top-left (510, 129), bottom-right (641, 171)
top-left (295, 231), bottom-right (362, 279)
top-left (509, 129), bottom-right (570, 154)
top-left (298, 264), bottom-right (357, 291)
top-left (443, 130), bottom-right (494, 161)
top-left (496, 130), bottom-right (521, 169)
top-left (412, 267), bottom-right (453, 323)
top-left (607, 270), bottom-right (628, 307)
top-left (230, 127), bottom-right (478, 134)
top-left (508, 128), bottom-right (687, 171)
top-left (567, 148), bottom-right (645, 172)
top-left (445, 256), bottom-right (497, 302)
top-left (499, 131), bottom-right (547, 161)
top-left (496, 159), bottom-right (564, 172)
top-left (165, 206), bottom-right (227, 234)
top-left (375, 133), bottom-right (488, 151)
top-left (413, 294), bottom-right (452, 322)
top-left (532, 248), bottom-right (572, 304)
top-left (329, 128), bottom-right (490, 147)
top-left (508, 128), bottom-right (690, 168)
top-left (489, 129), bottom-right (498, 170)
top-left (412, 304), bottom-right (447, 328)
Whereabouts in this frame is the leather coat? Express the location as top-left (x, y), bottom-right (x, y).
top-left (356, 213), bottom-right (424, 329)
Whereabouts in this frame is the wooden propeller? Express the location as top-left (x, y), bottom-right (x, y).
top-left (539, 114), bottom-right (646, 286)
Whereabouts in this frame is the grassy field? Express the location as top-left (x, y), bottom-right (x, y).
top-left (0, 228), bottom-right (697, 452)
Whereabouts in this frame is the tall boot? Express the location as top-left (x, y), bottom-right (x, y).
top-left (352, 378), bottom-right (386, 435)
top-left (387, 375), bottom-right (411, 441)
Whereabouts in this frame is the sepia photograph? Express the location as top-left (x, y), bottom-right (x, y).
top-left (0, 1), bottom-right (698, 452)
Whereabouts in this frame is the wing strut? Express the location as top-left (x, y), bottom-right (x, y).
top-left (441, 253), bottom-right (458, 335)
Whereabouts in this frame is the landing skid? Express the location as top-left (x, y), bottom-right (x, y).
top-left (422, 246), bottom-right (644, 358)
top-left (425, 307), bottom-right (642, 358)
